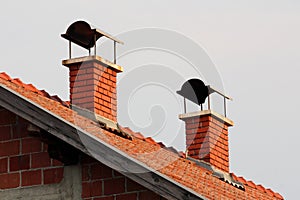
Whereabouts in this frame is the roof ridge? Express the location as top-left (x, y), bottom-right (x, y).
top-left (121, 126), bottom-right (188, 158)
top-left (0, 72), bottom-right (69, 108)
top-left (230, 172), bottom-right (283, 199)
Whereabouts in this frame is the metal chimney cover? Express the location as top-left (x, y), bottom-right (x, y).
top-left (61, 21), bottom-right (123, 50)
top-left (177, 79), bottom-right (209, 105)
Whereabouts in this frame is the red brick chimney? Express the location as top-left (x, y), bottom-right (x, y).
top-left (179, 110), bottom-right (233, 172)
top-left (62, 56), bottom-right (123, 122)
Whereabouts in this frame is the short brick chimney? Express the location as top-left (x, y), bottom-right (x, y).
top-left (179, 110), bottom-right (233, 172)
top-left (62, 56), bottom-right (123, 122)
top-left (61, 21), bottom-right (124, 122)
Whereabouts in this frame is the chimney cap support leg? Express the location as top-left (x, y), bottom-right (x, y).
top-left (114, 41), bottom-right (117, 64)
top-left (184, 97), bottom-right (187, 113)
top-left (224, 97), bottom-right (227, 117)
top-left (208, 94), bottom-right (211, 110)
top-left (69, 41), bottom-right (72, 59)
top-left (94, 34), bottom-right (97, 56)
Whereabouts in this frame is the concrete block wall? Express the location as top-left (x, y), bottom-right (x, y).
top-left (81, 155), bottom-right (165, 200)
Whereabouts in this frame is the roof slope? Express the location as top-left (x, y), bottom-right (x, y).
top-left (0, 72), bottom-right (283, 200)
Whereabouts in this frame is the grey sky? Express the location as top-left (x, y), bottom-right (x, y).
top-left (1, 1), bottom-right (299, 199)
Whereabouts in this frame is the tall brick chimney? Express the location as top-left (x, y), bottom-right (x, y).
top-left (179, 110), bottom-right (233, 172)
top-left (62, 56), bottom-right (122, 122)
top-left (61, 21), bottom-right (124, 122)
top-left (177, 79), bottom-right (233, 172)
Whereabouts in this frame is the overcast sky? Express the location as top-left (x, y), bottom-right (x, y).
top-left (1, 1), bottom-right (299, 199)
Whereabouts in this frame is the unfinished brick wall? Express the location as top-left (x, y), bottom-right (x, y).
top-left (0, 107), bottom-right (64, 190)
top-left (81, 155), bottom-right (166, 200)
top-left (0, 107), bottom-right (166, 199)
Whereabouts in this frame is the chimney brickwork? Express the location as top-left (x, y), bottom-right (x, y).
top-left (180, 110), bottom-right (233, 172)
top-left (63, 56), bottom-right (123, 122)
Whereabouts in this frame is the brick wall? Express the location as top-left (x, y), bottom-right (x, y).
top-left (81, 155), bottom-right (166, 200)
top-left (0, 107), bottom-right (64, 190)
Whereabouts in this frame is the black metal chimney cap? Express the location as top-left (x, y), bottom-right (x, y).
top-left (177, 79), bottom-right (209, 105)
top-left (61, 21), bottom-right (100, 49)
top-left (61, 21), bottom-right (123, 50)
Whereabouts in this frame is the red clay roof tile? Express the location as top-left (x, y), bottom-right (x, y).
top-left (156, 142), bottom-right (165, 148)
top-left (144, 137), bottom-right (157, 145)
top-left (246, 180), bottom-right (257, 188)
top-left (39, 89), bottom-right (50, 97)
top-left (274, 192), bottom-right (284, 199)
top-left (25, 83), bottom-right (39, 93)
top-left (0, 72), bottom-right (11, 80)
top-left (236, 176), bottom-right (247, 184)
top-left (230, 172), bottom-right (238, 180)
top-left (11, 78), bottom-right (24, 85)
top-left (256, 184), bottom-right (266, 192)
top-left (178, 151), bottom-right (186, 158)
top-left (266, 188), bottom-right (275, 197)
